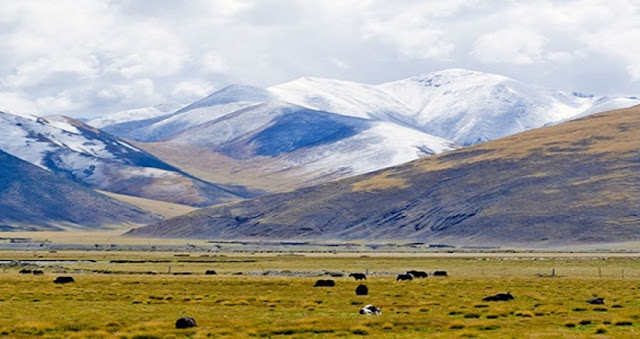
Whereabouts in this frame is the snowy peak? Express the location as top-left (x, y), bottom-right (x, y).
top-left (83, 68), bottom-right (639, 193)
top-left (0, 110), bottom-right (244, 207)
top-left (88, 104), bottom-right (183, 129)
top-left (378, 69), bottom-right (640, 145)
top-left (405, 68), bottom-right (510, 87)
top-left (268, 77), bottom-right (413, 121)
top-left (176, 84), bottom-right (273, 114)
top-left (378, 68), bottom-right (523, 116)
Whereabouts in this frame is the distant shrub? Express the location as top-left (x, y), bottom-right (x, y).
top-left (595, 325), bottom-right (607, 334)
top-left (449, 322), bottom-right (465, 329)
top-left (352, 327), bottom-right (368, 335)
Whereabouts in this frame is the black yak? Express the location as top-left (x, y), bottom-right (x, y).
top-left (314, 279), bottom-right (335, 287)
top-left (482, 292), bottom-right (514, 301)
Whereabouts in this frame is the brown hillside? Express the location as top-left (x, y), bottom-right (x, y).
top-left (0, 151), bottom-right (159, 231)
top-left (127, 105), bottom-right (640, 246)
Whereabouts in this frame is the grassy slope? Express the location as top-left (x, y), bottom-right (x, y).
top-left (135, 141), bottom-right (340, 193)
top-left (127, 106), bottom-right (640, 246)
top-left (97, 190), bottom-right (197, 219)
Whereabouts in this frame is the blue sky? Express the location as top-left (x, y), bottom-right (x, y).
top-left (1, 0), bottom-right (639, 117)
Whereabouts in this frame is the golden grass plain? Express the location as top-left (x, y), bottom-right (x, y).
top-left (1, 251), bottom-right (640, 338)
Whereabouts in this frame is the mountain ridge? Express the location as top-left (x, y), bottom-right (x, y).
top-left (0, 110), bottom-right (248, 207)
top-left (126, 105), bottom-right (640, 246)
top-left (0, 150), bottom-right (158, 231)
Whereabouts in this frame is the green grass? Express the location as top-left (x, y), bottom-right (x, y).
top-left (1, 252), bottom-right (640, 338)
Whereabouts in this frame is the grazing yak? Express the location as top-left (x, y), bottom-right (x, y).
top-left (314, 279), bottom-right (335, 287)
top-left (407, 270), bottom-right (428, 278)
top-left (205, 270), bottom-right (217, 275)
top-left (175, 316), bottom-right (197, 329)
top-left (32, 270), bottom-right (44, 275)
top-left (53, 276), bottom-right (75, 284)
top-left (396, 274), bottom-right (413, 281)
top-left (359, 304), bottom-right (382, 315)
top-left (355, 284), bottom-right (369, 296)
top-left (587, 297), bottom-right (605, 305)
top-left (349, 273), bottom-right (366, 281)
top-left (18, 269), bottom-right (32, 274)
top-left (433, 270), bottom-right (448, 277)
top-left (482, 292), bottom-right (514, 301)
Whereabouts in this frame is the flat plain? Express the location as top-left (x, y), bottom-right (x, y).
top-left (1, 250), bottom-right (640, 338)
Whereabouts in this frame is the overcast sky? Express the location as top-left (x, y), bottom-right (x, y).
top-left (1, 0), bottom-right (639, 118)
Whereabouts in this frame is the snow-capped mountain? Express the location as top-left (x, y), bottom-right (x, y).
top-left (88, 103), bottom-right (184, 129)
top-left (0, 110), bottom-right (246, 206)
top-left (90, 87), bottom-right (458, 192)
top-left (269, 77), bottom-right (415, 125)
top-left (266, 69), bottom-right (640, 146)
top-left (377, 69), bottom-right (640, 145)
top-left (89, 68), bottom-right (639, 192)
top-left (168, 102), bottom-right (456, 181)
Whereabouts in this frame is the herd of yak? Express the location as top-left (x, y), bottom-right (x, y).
top-left (312, 270), bottom-right (451, 316)
top-left (19, 268), bottom-right (608, 329)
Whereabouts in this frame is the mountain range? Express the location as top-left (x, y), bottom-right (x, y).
top-left (1, 68), bottom-right (638, 240)
top-left (0, 110), bottom-right (248, 207)
top-left (127, 105), bottom-right (640, 246)
top-left (89, 69), bottom-right (639, 193)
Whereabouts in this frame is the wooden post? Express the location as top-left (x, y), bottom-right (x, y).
top-left (551, 268), bottom-right (555, 277)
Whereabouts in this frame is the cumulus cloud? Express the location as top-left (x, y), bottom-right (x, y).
top-left (0, 0), bottom-right (638, 118)
top-left (579, 27), bottom-right (640, 81)
top-left (0, 92), bottom-right (39, 115)
top-left (473, 28), bottom-right (547, 65)
top-left (201, 52), bottom-right (228, 74)
top-left (97, 79), bottom-right (161, 107)
top-left (172, 80), bottom-right (216, 100)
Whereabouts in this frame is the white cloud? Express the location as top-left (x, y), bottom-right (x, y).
top-left (35, 94), bottom-right (84, 113)
top-left (97, 79), bottom-right (160, 106)
top-left (172, 80), bottom-right (216, 99)
top-left (358, 2), bottom-right (477, 60)
top-left (473, 28), bottom-right (547, 65)
top-left (0, 0), bottom-right (638, 118)
top-left (580, 28), bottom-right (640, 81)
top-left (330, 58), bottom-right (351, 70)
top-left (4, 57), bottom-right (98, 88)
top-left (197, 0), bottom-right (255, 20)
top-left (363, 18), bottom-right (454, 60)
top-left (0, 92), bottom-right (38, 115)
top-left (201, 52), bottom-right (228, 73)
top-left (545, 51), bottom-right (577, 64)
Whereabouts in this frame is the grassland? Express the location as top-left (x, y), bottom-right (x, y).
top-left (96, 191), bottom-right (197, 219)
top-left (1, 251), bottom-right (640, 338)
